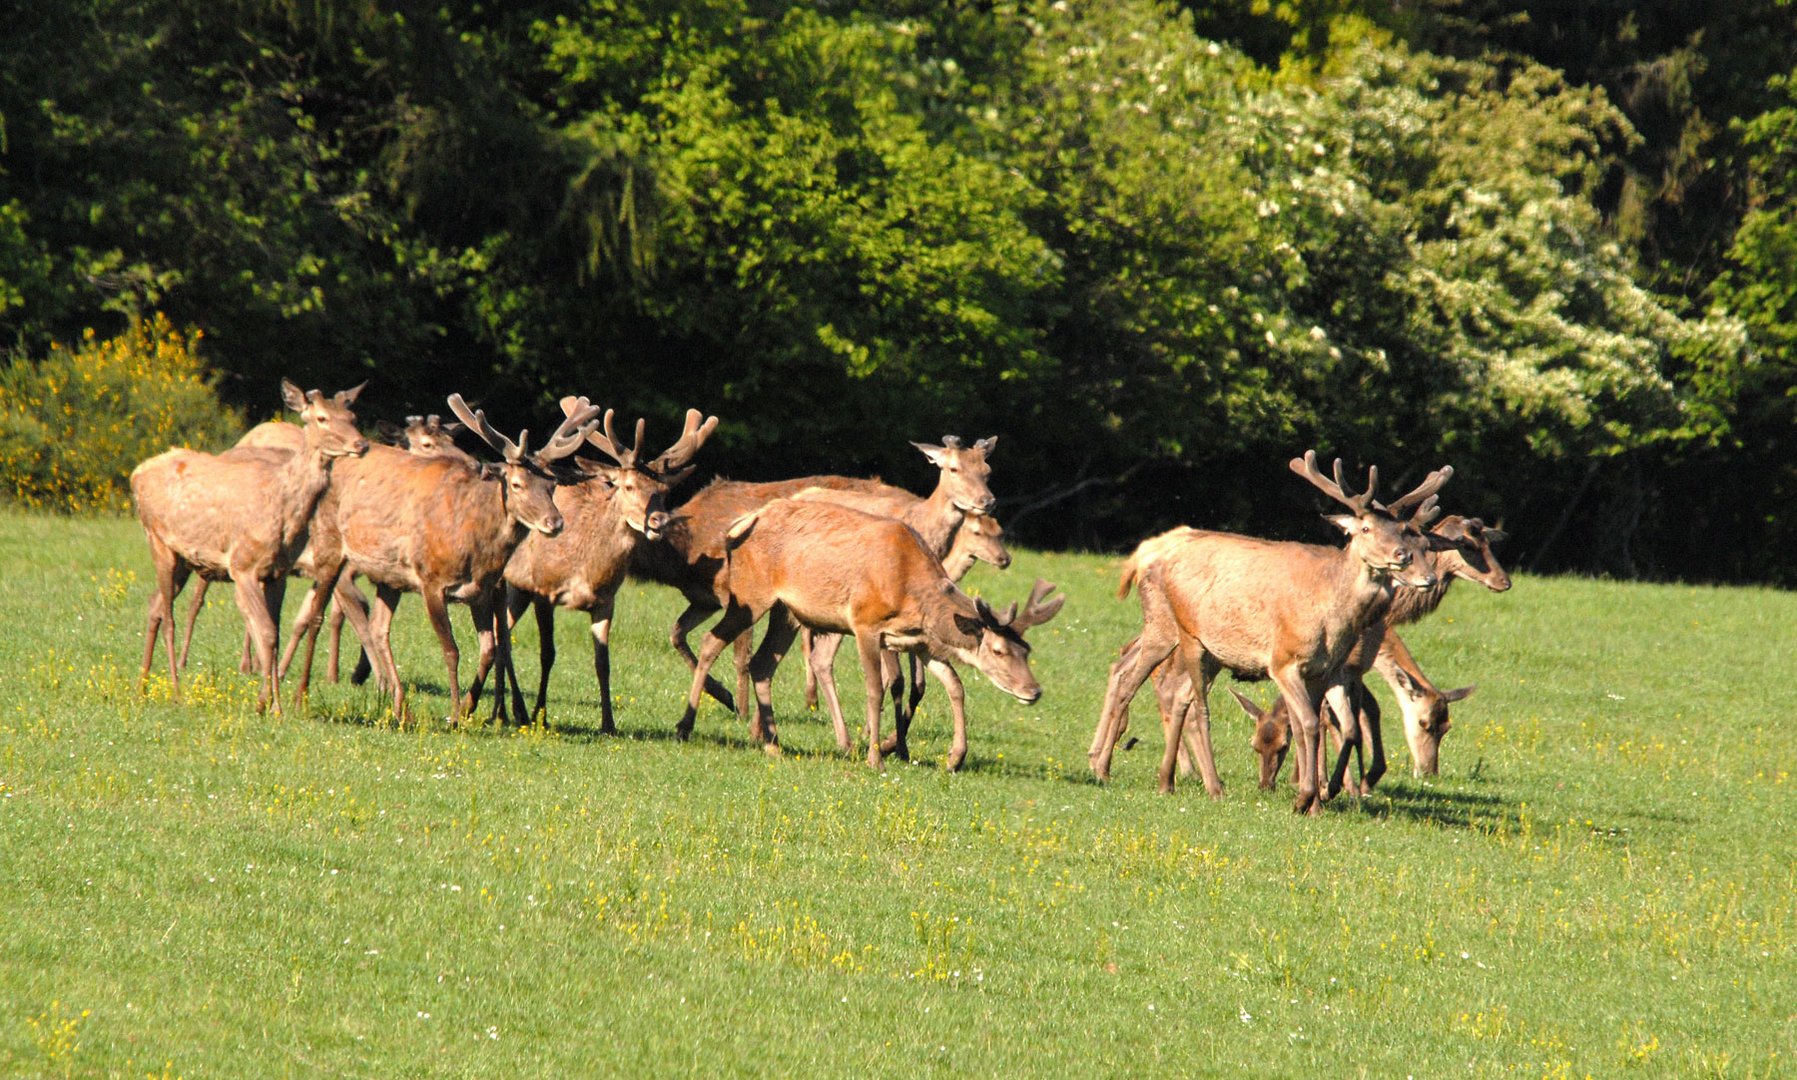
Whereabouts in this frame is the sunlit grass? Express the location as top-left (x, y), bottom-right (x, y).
top-left (0, 510), bottom-right (1791, 1077)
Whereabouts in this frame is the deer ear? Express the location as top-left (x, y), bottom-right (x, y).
top-left (335, 380), bottom-right (368, 405)
top-left (974, 435), bottom-right (998, 456)
top-left (952, 611), bottom-right (984, 637)
top-left (442, 421), bottom-right (465, 435)
top-left (1442, 685), bottom-right (1476, 703)
top-left (1484, 526), bottom-right (1509, 545)
top-left (911, 441), bottom-right (949, 467)
top-left (1227, 687), bottom-right (1265, 719)
top-left (660, 464), bottom-right (697, 488)
top-left (281, 379), bottom-right (308, 413)
top-left (1325, 513), bottom-right (1357, 536)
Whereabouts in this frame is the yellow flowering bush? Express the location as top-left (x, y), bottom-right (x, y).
top-left (0, 314), bottom-right (242, 514)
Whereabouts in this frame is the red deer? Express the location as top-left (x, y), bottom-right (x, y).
top-left (795, 501), bottom-right (1012, 755)
top-left (280, 394), bottom-right (599, 724)
top-left (1090, 452), bottom-right (1450, 813)
top-left (130, 380), bottom-right (369, 712)
top-left (1098, 514), bottom-right (1507, 791)
top-left (674, 498), bottom-right (1061, 768)
top-left (629, 437), bottom-right (999, 724)
top-left (501, 403), bottom-right (717, 730)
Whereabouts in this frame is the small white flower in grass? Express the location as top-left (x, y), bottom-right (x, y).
top-left (1239, 1007), bottom-right (1253, 1023)
top-left (487, 1027), bottom-right (499, 1040)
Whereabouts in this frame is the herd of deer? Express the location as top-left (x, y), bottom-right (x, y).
top-left (127, 380), bottom-right (1509, 815)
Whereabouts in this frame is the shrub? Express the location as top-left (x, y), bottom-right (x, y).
top-left (0, 314), bottom-right (244, 514)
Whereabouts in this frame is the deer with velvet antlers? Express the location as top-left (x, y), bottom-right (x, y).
top-left (1090, 451), bottom-right (1450, 814)
top-left (501, 402), bottom-right (717, 729)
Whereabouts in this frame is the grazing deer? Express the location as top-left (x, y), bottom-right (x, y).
top-left (796, 503), bottom-right (1012, 756)
top-left (280, 394), bottom-right (599, 724)
top-left (1098, 513), bottom-right (1507, 791)
top-left (1090, 452), bottom-right (1449, 813)
top-left (130, 380), bottom-right (369, 712)
top-left (501, 403), bottom-right (717, 730)
top-left (675, 498), bottom-right (1061, 768)
top-left (629, 436), bottom-right (999, 723)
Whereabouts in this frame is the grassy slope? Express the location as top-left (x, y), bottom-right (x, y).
top-left (0, 511), bottom-right (1791, 1078)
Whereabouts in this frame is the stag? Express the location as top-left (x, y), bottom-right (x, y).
top-left (130, 380), bottom-right (368, 712)
top-left (1097, 513), bottom-right (1507, 792)
top-left (629, 436), bottom-right (999, 723)
top-left (1090, 452), bottom-right (1449, 813)
top-left (501, 403), bottom-right (717, 730)
top-left (675, 498), bottom-right (1061, 768)
top-left (280, 394), bottom-right (599, 724)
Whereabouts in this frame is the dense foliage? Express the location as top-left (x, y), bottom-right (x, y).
top-left (1, 0), bottom-right (1793, 579)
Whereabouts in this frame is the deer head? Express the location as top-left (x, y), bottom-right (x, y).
top-left (1289, 450), bottom-right (1451, 589)
top-left (912, 435), bottom-right (999, 515)
top-left (1227, 687), bottom-right (1292, 791)
top-left (1426, 516), bottom-right (1512, 592)
top-left (447, 393), bottom-right (600, 537)
top-left (949, 578), bottom-right (1063, 704)
top-left (945, 512), bottom-right (1011, 578)
top-left (562, 399), bottom-right (719, 542)
top-left (280, 379), bottom-right (369, 459)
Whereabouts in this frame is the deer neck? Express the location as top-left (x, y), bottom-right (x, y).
top-left (910, 482), bottom-right (967, 560)
top-left (1329, 549), bottom-right (1397, 635)
top-left (274, 440), bottom-right (339, 552)
top-left (1385, 551), bottom-right (1455, 626)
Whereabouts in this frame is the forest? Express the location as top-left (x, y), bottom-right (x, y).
top-left (2, 0), bottom-right (1794, 581)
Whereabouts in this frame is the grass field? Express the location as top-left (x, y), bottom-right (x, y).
top-left (1, 509), bottom-right (1792, 1077)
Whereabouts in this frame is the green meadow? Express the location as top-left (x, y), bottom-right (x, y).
top-left (0, 510), bottom-right (1791, 1077)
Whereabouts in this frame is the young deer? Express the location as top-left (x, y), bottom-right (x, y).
top-left (130, 380), bottom-right (369, 712)
top-left (796, 501), bottom-right (1012, 756)
top-left (502, 404), bottom-right (717, 730)
top-left (280, 394), bottom-right (599, 724)
top-left (1090, 452), bottom-right (1449, 813)
top-left (675, 498), bottom-right (1061, 769)
top-left (629, 437), bottom-right (999, 722)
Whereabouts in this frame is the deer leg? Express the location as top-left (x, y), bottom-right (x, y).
top-left (855, 631), bottom-right (888, 770)
top-left (745, 605), bottom-right (798, 753)
top-left (807, 631), bottom-right (852, 753)
top-left (421, 590), bottom-right (463, 724)
top-left (139, 537), bottom-right (187, 698)
top-left (232, 573), bottom-right (281, 716)
top-left (1175, 648), bottom-right (1226, 799)
top-left (283, 570), bottom-right (343, 708)
top-left (908, 653), bottom-right (926, 716)
top-left (333, 579), bottom-right (377, 688)
top-left (367, 585), bottom-right (407, 723)
top-left (1271, 666), bottom-right (1324, 816)
top-left (1093, 613), bottom-right (1179, 785)
top-left (1356, 681), bottom-right (1388, 791)
top-left (1090, 636), bottom-right (1139, 761)
top-left (878, 651), bottom-right (912, 760)
top-left (670, 602), bottom-right (734, 712)
top-left (588, 600), bottom-right (617, 734)
top-left (1323, 680), bottom-right (1362, 801)
top-left (801, 628), bottom-right (820, 710)
top-left (177, 577), bottom-right (208, 670)
top-left (678, 603), bottom-right (756, 740)
top-left (925, 659), bottom-right (970, 771)
top-left (733, 629), bottom-right (753, 726)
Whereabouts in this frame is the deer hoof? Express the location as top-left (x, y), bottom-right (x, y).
top-left (866, 747), bottom-right (884, 770)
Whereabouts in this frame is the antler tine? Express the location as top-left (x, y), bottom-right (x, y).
top-left (1010, 579), bottom-right (1066, 631)
top-left (1411, 494), bottom-right (1443, 528)
top-left (1290, 450), bottom-right (1360, 512)
top-left (651, 408), bottom-right (721, 475)
top-left (538, 398), bottom-right (603, 463)
top-left (941, 435), bottom-right (962, 449)
top-left (446, 393), bottom-right (518, 461)
top-left (1387, 465), bottom-right (1455, 517)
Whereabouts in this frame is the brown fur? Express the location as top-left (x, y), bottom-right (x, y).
top-left (674, 499), bottom-right (1060, 770)
top-left (130, 380), bottom-right (368, 712)
top-left (1090, 452), bottom-right (1450, 814)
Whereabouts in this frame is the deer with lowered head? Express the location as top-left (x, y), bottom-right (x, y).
top-left (501, 402), bottom-right (718, 730)
top-left (1090, 452), bottom-right (1450, 814)
top-left (674, 497), bottom-right (1062, 768)
top-left (130, 380), bottom-right (369, 712)
top-left (278, 393), bottom-right (600, 724)
top-left (1097, 512), bottom-right (1507, 792)
top-left (793, 492), bottom-right (1012, 757)
top-left (628, 436), bottom-right (1000, 726)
